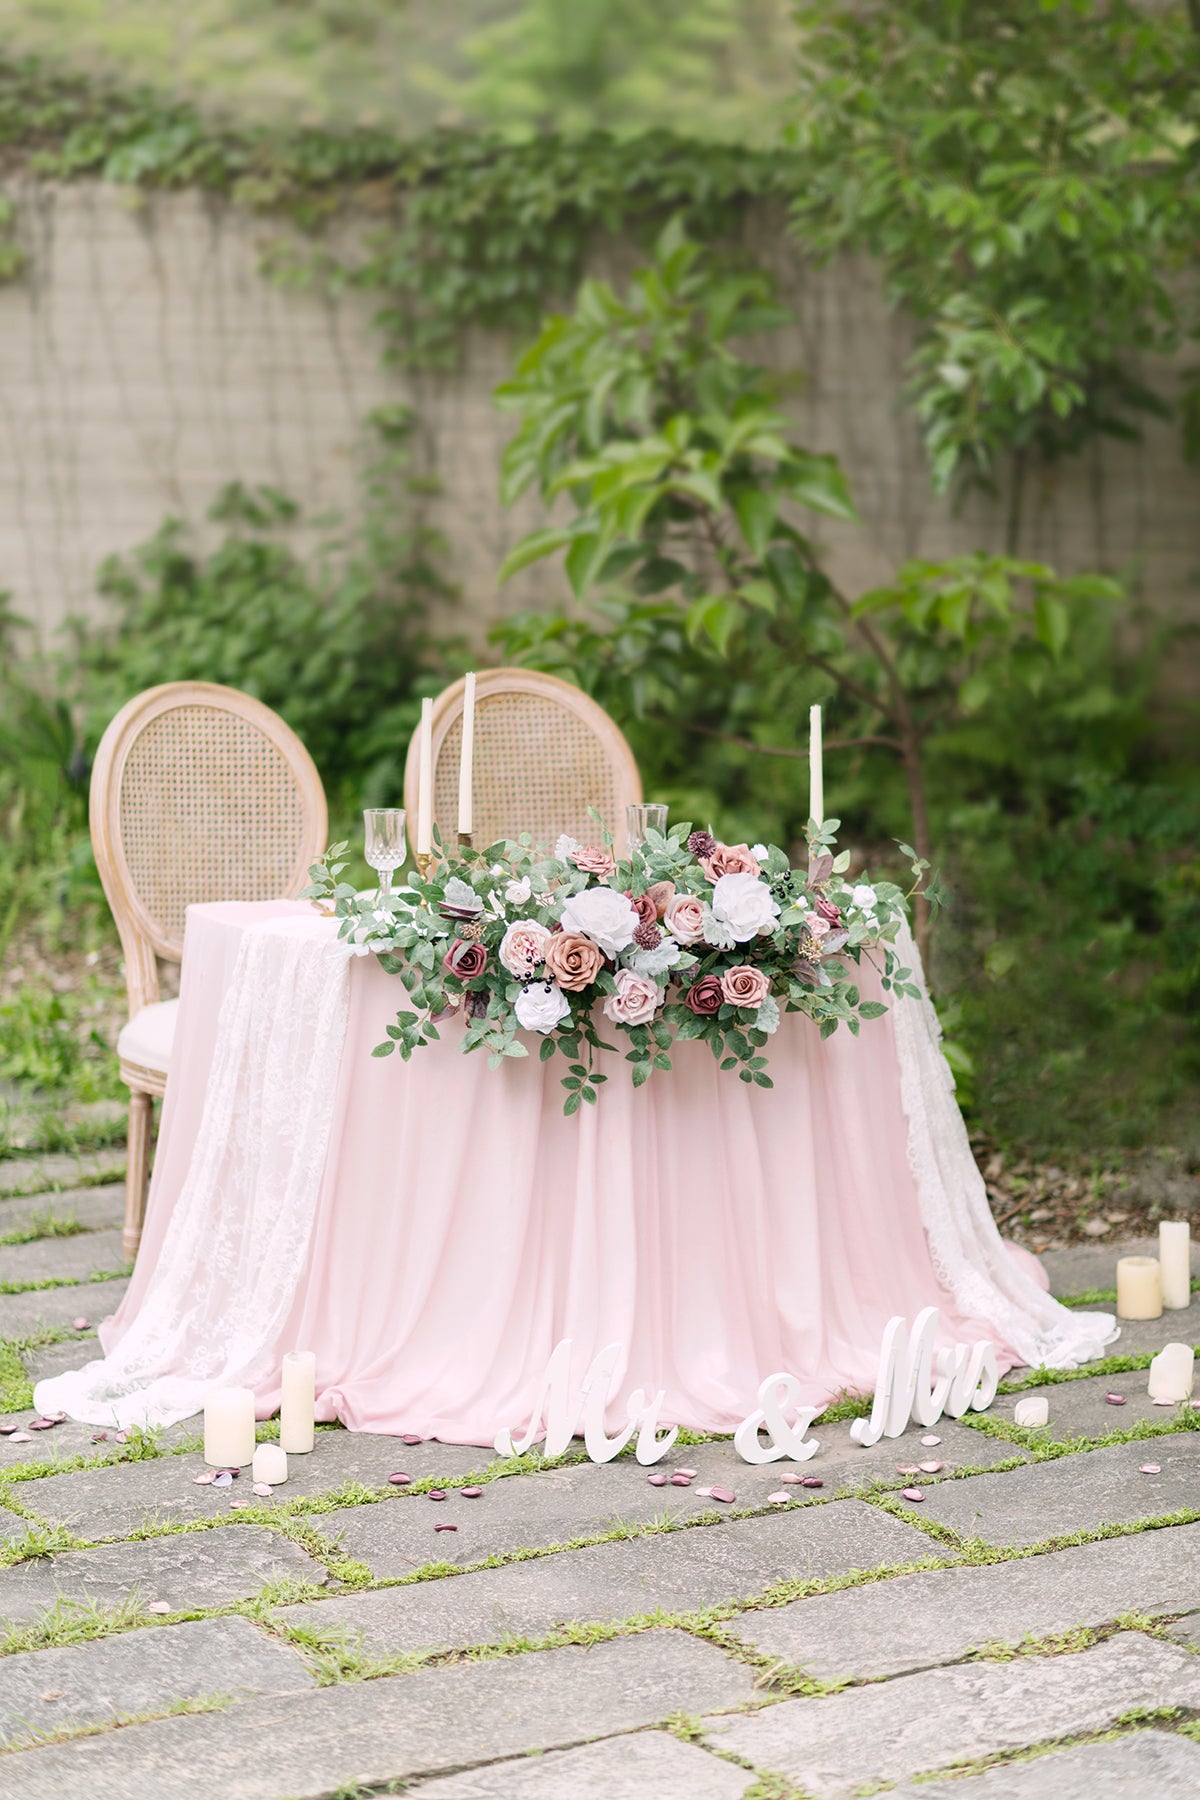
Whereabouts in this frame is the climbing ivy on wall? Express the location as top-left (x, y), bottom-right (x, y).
top-left (0, 53), bottom-right (796, 366)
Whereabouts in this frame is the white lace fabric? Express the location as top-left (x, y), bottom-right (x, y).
top-left (35, 917), bottom-right (351, 1430)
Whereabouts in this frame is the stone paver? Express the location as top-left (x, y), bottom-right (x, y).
top-left (1039, 1238), bottom-right (1199, 1298)
top-left (413, 1732), bottom-right (754, 1798)
top-left (0, 1184), bottom-right (124, 1237)
top-left (703, 1633), bottom-right (1200, 1799)
top-left (18, 1336), bottom-right (100, 1385)
top-left (0, 1527), bottom-right (326, 1624)
top-left (0, 1277), bottom-right (129, 1339)
top-left (0, 1505), bottom-right (32, 1544)
top-left (1166, 1610), bottom-right (1200, 1647)
top-left (0, 1229), bottom-right (130, 1286)
top-left (888, 1730), bottom-right (1200, 1798)
top-left (733, 1520), bottom-right (1200, 1678)
top-left (0, 1614), bottom-right (315, 1749)
top-left (4, 1631), bottom-right (756, 1800)
top-left (278, 1499), bottom-right (938, 1654)
top-left (0, 1151), bottom-right (126, 1200)
top-left (908, 1435), bottom-right (1200, 1546)
top-left (987, 1370), bottom-right (1196, 1443)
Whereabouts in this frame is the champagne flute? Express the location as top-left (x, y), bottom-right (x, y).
top-left (626, 803), bottom-right (668, 854)
top-left (363, 808), bottom-right (407, 906)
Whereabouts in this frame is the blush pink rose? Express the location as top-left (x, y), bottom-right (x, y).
top-left (571, 844), bottom-right (618, 879)
top-left (700, 843), bottom-right (762, 883)
top-left (499, 919), bottom-right (552, 977)
top-left (720, 965), bottom-right (771, 1009)
top-left (664, 893), bottom-right (705, 944)
top-left (602, 968), bottom-right (660, 1027)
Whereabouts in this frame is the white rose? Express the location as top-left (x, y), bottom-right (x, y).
top-left (710, 871), bottom-right (781, 943)
top-left (514, 981), bottom-right (571, 1034)
top-left (505, 875), bottom-right (532, 904)
top-left (558, 886), bottom-right (640, 958)
top-left (555, 834), bottom-right (581, 862)
top-left (751, 843), bottom-right (768, 860)
top-left (851, 884), bottom-right (878, 911)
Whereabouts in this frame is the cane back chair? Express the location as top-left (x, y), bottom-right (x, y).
top-left (90, 682), bottom-right (328, 1262)
top-left (402, 669), bottom-right (642, 858)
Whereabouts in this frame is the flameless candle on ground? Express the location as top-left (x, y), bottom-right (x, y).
top-left (203, 1387), bottom-right (255, 1467)
top-left (1148, 1343), bottom-right (1195, 1404)
top-left (1116, 1255), bottom-right (1162, 1321)
top-left (252, 1442), bottom-right (288, 1486)
top-left (809, 703), bottom-right (823, 829)
top-left (280, 1350), bottom-right (316, 1454)
top-left (458, 672), bottom-right (475, 839)
top-left (416, 697), bottom-right (433, 857)
top-left (1159, 1220), bottom-right (1191, 1310)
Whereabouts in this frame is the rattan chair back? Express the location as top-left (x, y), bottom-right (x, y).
top-left (403, 670), bottom-right (642, 857)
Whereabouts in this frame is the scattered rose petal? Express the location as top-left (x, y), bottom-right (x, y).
top-left (114, 1432), bottom-right (128, 1444)
top-left (212, 1471), bottom-right (233, 1488)
top-left (778, 1472), bottom-right (805, 1484)
top-left (670, 1473), bottom-right (692, 1487)
top-left (433, 1522), bottom-right (458, 1532)
top-left (800, 1477), bottom-right (824, 1488)
top-left (695, 1485), bottom-right (715, 1497)
top-left (674, 1467), bottom-right (698, 1478)
top-left (901, 1487), bottom-right (925, 1502)
top-left (1105, 1394), bottom-right (1127, 1406)
top-left (218, 1467), bottom-right (240, 1477)
top-left (27, 1418), bottom-right (57, 1431)
top-left (252, 1483), bottom-right (273, 1498)
top-left (9, 1432), bottom-right (31, 1444)
top-left (147, 1601), bottom-right (171, 1614)
top-left (90, 1433), bottom-right (108, 1443)
top-left (229, 1499), bottom-right (249, 1510)
top-left (0, 1424), bottom-right (17, 1436)
top-left (459, 1486), bottom-right (483, 1499)
top-left (709, 1487), bottom-right (736, 1504)
top-left (72, 1318), bottom-right (90, 1331)
top-left (39, 1690), bottom-right (67, 1702)
top-left (428, 1489), bottom-right (447, 1502)
top-left (768, 1490), bottom-right (791, 1505)
top-left (646, 1472), bottom-right (668, 1487)
top-left (401, 1433), bottom-right (423, 1445)
top-left (388, 1472), bottom-right (412, 1487)
top-left (192, 1471), bottom-right (216, 1486)
top-left (43, 1412), bottom-right (66, 1424)
top-left (919, 1460), bottom-right (944, 1474)
top-left (896, 1464), bottom-right (920, 1475)
top-left (920, 1435), bottom-right (941, 1446)
top-left (1140, 1463), bottom-right (1162, 1475)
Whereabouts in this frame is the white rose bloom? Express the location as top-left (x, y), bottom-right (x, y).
top-left (514, 981), bottom-right (571, 1034)
top-left (710, 871), bottom-right (781, 942)
top-left (555, 834), bottom-right (582, 862)
top-left (623, 937), bottom-right (682, 979)
top-left (700, 904), bottom-right (736, 950)
top-left (505, 875), bottom-right (532, 904)
top-left (756, 993), bottom-right (781, 1035)
top-left (851, 883), bottom-right (878, 911)
top-left (559, 886), bottom-right (640, 958)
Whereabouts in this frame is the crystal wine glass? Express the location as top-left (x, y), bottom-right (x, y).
top-left (626, 803), bottom-right (668, 853)
top-left (363, 808), bottom-right (407, 906)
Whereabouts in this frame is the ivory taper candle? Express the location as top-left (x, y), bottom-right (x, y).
top-left (1159, 1221), bottom-right (1191, 1311)
top-left (203, 1387), bottom-right (255, 1467)
top-left (416, 697), bottom-right (433, 856)
top-left (457, 672), bottom-right (476, 838)
top-left (252, 1442), bottom-right (289, 1486)
top-left (1116, 1255), bottom-right (1162, 1321)
top-left (1148, 1343), bottom-right (1194, 1404)
top-left (280, 1350), bottom-right (316, 1454)
top-left (809, 704), bottom-right (823, 829)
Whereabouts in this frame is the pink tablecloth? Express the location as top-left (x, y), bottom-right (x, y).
top-left (42, 900), bottom-right (1114, 1444)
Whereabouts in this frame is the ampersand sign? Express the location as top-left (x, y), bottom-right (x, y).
top-left (733, 1372), bottom-right (821, 1464)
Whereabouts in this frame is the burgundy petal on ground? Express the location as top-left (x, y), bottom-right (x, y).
top-left (459, 1486), bottom-right (483, 1498)
top-left (401, 1433), bottom-right (423, 1445)
top-left (646, 1472), bottom-right (668, 1486)
top-left (709, 1487), bottom-right (736, 1504)
top-left (434, 1522), bottom-right (458, 1532)
top-left (387, 1472), bottom-right (411, 1486)
top-left (428, 1489), bottom-right (447, 1501)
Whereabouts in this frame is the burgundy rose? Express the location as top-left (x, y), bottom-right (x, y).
top-left (814, 896), bottom-right (842, 926)
top-left (683, 974), bottom-right (724, 1016)
top-left (625, 890), bottom-right (658, 929)
top-left (442, 939), bottom-right (488, 980)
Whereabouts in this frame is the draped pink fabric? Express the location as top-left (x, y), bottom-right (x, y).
top-left (97, 900), bottom-right (1052, 1446)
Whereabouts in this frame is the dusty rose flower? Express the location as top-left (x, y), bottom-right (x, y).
top-left (683, 974), bottom-right (724, 1016)
top-left (499, 919), bottom-right (552, 977)
top-left (814, 895), bottom-right (842, 926)
top-left (544, 931), bottom-right (605, 991)
top-left (645, 880), bottom-right (676, 919)
top-left (720, 965), bottom-right (771, 1009)
top-left (625, 891), bottom-right (658, 929)
top-left (603, 969), bottom-right (660, 1027)
top-left (571, 844), bottom-right (618, 879)
top-left (701, 843), bottom-right (762, 883)
top-left (664, 893), bottom-right (705, 945)
top-left (442, 939), bottom-right (488, 980)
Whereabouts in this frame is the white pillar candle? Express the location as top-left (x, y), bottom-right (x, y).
top-left (1013, 1396), bottom-right (1048, 1428)
top-left (204, 1387), bottom-right (256, 1468)
top-left (280, 1350), bottom-right (316, 1454)
top-left (416, 697), bottom-right (434, 856)
top-left (1116, 1255), bottom-right (1162, 1321)
top-left (252, 1442), bottom-right (289, 1486)
top-left (457, 672), bottom-right (476, 838)
top-left (809, 703), bottom-right (823, 829)
top-left (1159, 1221), bottom-right (1191, 1311)
top-left (1148, 1342), bottom-right (1195, 1404)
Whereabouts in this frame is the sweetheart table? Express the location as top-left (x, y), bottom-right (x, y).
top-left (37, 900), bottom-right (1116, 1443)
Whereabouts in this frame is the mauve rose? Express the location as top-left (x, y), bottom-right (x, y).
top-left (645, 880), bottom-right (675, 919)
top-left (571, 844), bottom-right (617, 879)
top-left (442, 939), bottom-right (488, 979)
top-left (700, 842), bottom-right (762, 883)
top-left (499, 919), bottom-right (551, 977)
top-left (720, 965), bottom-right (771, 1009)
top-left (664, 893), bottom-right (705, 944)
top-left (544, 931), bottom-right (605, 991)
top-left (683, 974), bottom-right (724, 1016)
top-left (814, 895), bottom-right (842, 925)
top-left (602, 968), bottom-right (660, 1027)
top-left (625, 891), bottom-right (658, 929)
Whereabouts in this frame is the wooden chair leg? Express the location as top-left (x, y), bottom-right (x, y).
top-left (123, 1089), bottom-right (153, 1264)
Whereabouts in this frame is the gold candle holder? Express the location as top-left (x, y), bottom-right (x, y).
top-left (458, 831), bottom-right (473, 853)
top-left (414, 851), bottom-right (439, 882)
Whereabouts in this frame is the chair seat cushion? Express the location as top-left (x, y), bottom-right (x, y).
top-left (117, 999), bottom-right (178, 1076)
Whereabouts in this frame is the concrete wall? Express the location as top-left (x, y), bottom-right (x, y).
top-left (1, 180), bottom-right (1195, 662)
